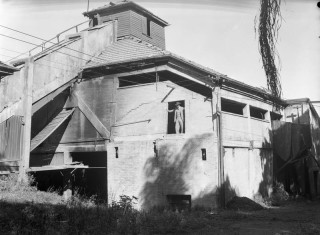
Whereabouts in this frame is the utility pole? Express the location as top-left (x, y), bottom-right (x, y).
top-left (19, 57), bottom-right (34, 182)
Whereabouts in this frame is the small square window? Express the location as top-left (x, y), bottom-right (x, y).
top-left (221, 98), bottom-right (246, 115)
top-left (250, 106), bottom-right (267, 120)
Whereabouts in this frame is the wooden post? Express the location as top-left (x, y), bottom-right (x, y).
top-left (212, 86), bottom-right (224, 207)
top-left (63, 170), bottom-right (73, 200)
top-left (19, 57), bottom-right (34, 182)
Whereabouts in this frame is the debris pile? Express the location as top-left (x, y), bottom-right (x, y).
top-left (226, 196), bottom-right (264, 211)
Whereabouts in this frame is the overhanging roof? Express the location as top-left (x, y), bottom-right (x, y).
top-left (0, 61), bottom-right (19, 77)
top-left (83, 37), bottom-right (285, 104)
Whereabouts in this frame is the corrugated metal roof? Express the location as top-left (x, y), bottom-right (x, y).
top-left (30, 109), bottom-right (74, 152)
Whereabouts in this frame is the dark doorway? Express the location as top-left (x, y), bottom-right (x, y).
top-left (71, 151), bottom-right (107, 200)
top-left (167, 100), bottom-right (185, 134)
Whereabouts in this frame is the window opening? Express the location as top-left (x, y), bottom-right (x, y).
top-left (201, 148), bottom-right (206, 161)
top-left (146, 19), bottom-right (151, 36)
top-left (115, 147), bottom-right (119, 158)
top-left (221, 98), bottom-right (245, 115)
top-left (167, 195), bottom-right (191, 211)
top-left (118, 73), bottom-right (156, 88)
top-left (270, 112), bottom-right (282, 121)
top-left (167, 100), bottom-right (185, 134)
top-left (250, 106), bottom-right (267, 120)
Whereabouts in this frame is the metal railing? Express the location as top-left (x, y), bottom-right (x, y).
top-left (28, 20), bottom-right (90, 58)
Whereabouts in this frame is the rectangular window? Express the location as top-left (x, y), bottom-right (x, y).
top-left (167, 195), bottom-right (191, 211)
top-left (270, 112), bottom-right (282, 121)
top-left (250, 106), bottom-right (267, 120)
top-left (167, 100), bottom-right (185, 134)
top-left (146, 19), bottom-right (151, 36)
top-left (221, 98), bottom-right (246, 115)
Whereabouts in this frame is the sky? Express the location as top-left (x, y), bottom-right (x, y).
top-left (0, 0), bottom-right (319, 111)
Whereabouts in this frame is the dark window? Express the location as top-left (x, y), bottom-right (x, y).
top-left (118, 74), bottom-right (156, 87)
top-left (221, 98), bottom-right (245, 115)
top-left (270, 112), bottom-right (282, 121)
top-left (146, 19), bottom-right (151, 36)
top-left (115, 147), bottom-right (119, 158)
top-left (250, 106), bottom-right (267, 120)
top-left (167, 195), bottom-right (191, 211)
top-left (167, 100), bottom-right (185, 134)
top-left (201, 148), bottom-right (206, 161)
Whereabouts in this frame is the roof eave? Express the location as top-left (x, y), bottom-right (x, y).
top-left (83, 54), bottom-right (285, 105)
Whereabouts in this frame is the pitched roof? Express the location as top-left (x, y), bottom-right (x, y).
top-left (86, 36), bottom-right (165, 67)
top-left (85, 36), bottom-right (223, 76)
top-left (84, 36), bottom-right (283, 103)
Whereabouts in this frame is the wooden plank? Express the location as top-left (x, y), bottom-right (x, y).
top-left (72, 92), bottom-right (110, 139)
top-left (19, 58), bottom-right (34, 182)
top-left (161, 87), bottom-right (175, 103)
top-left (30, 109), bottom-right (75, 152)
top-left (27, 165), bottom-right (106, 172)
top-left (32, 80), bottom-right (74, 114)
top-left (115, 65), bottom-right (167, 77)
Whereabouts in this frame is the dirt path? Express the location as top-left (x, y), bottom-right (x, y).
top-left (204, 200), bottom-right (320, 234)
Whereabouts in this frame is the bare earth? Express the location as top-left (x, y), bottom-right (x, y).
top-left (205, 200), bottom-right (320, 235)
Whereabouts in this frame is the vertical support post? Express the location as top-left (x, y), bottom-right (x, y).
top-left (63, 170), bottom-right (73, 200)
top-left (246, 104), bottom-right (253, 196)
top-left (156, 67), bottom-right (159, 91)
top-left (19, 57), bottom-right (34, 182)
top-left (212, 86), bottom-right (224, 207)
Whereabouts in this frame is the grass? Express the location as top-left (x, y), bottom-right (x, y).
top-left (0, 174), bottom-right (219, 234)
top-left (1, 174), bottom-right (318, 234)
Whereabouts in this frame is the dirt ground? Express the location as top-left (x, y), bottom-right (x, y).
top-left (204, 199), bottom-right (320, 235)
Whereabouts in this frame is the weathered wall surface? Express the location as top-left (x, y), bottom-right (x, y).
top-left (105, 79), bottom-right (218, 209)
top-left (32, 22), bottom-right (115, 104)
top-left (220, 89), bottom-right (274, 200)
top-left (1, 22), bottom-right (115, 123)
top-left (113, 81), bottom-right (212, 137)
top-left (107, 135), bottom-right (218, 209)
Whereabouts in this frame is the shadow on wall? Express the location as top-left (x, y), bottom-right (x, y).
top-left (140, 133), bottom-right (237, 210)
top-left (257, 137), bottom-right (273, 198)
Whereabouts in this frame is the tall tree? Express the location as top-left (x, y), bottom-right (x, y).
top-left (255, 0), bottom-right (282, 98)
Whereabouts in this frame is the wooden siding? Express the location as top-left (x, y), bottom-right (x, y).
top-left (100, 11), bottom-right (131, 38)
top-left (0, 116), bottom-right (23, 161)
top-left (130, 11), bottom-right (165, 49)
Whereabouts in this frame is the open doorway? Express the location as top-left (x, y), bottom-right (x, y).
top-left (71, 152), bottom-right (107, 200)
top-left (167, 100), bottom-right (185, 134)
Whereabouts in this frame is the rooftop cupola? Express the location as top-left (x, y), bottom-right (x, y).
top-left (83, 0), bottom-right (169, 49)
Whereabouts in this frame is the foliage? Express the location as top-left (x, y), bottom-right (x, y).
top-left (255, 0), bottom-right (283, 98)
